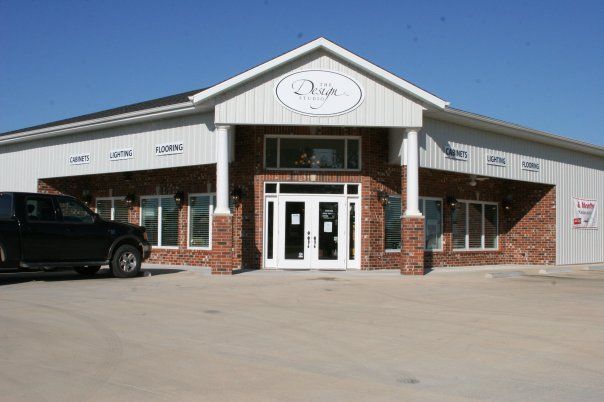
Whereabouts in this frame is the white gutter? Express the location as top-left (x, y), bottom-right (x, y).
top-left (0, 101), bottom-right (197, 146)
top-left (428, 107), bottom-right (604, 158)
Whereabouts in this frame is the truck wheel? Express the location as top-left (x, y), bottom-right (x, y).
top-left (75, 266), bottom-right (101, 276)
top-left (111, 245), bottom-right (141, 278)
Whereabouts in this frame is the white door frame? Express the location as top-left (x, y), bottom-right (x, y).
top-left (263, 182), bottom-right (361, 270)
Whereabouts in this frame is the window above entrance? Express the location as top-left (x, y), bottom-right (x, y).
top-left (264, 135), bottom-right (360, 170)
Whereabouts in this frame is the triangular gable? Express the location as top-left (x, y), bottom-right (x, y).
top-left (190, 37), bottom-right (448, 110)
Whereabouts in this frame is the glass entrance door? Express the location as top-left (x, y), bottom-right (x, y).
top-left (277, 196), bottom-right (346, 270)
top-left (310, 200), bottom-right (346, 269)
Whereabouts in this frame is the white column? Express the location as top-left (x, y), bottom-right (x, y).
top-left (214, 124), bottom-right (231, 215)
top-left (405, 127), bottom-right (422, 216)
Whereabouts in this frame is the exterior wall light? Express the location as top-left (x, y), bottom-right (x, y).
top-left (81, 190), bottom-right (92, 207)
top-left (446, 196), bottom-right (458, 208)
top-left (502, 195), bottom-right (513, 211)
top-left (231, 187), bottom-right (244, 206)
top-left (125, 193), bottom-right (136, 210)
top-left (174, 191), bottom-right (185, 208)
top-left (377, 190), bottom-right (390, 206)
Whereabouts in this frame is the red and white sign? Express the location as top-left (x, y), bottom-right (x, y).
top-left (572, 197), bottom-right (598, 229)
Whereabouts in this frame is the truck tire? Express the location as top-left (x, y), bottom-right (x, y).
top-left (111, 245), bottom-right (141, 278)
top-left (74, 266), bottom-right (101, 276)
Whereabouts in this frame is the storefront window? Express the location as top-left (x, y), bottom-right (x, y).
top-left (189, 194), bottom-right (213, 249)
top-left (385, 195), bottom-right (402, 250)
top-left (419, 198), bottom-right (443, 250)
top-left (96, 197), bottom-right (129, 223)
top-left (265, 136), bottom-right (361, 170)
top-left (452, 201), bottom-right (498, 250)
top-left (141, 196), bottom-right (178, 247)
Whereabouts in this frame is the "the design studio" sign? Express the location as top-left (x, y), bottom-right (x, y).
top-left (275, 69), bottom-right (364, 117)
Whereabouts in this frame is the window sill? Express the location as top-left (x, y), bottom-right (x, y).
top-left (385, 249), bottom-right (401, 253)
top-left (187, 247), bottom-right (212, 251)
top-left (451, 249), bottom-right (500, 253)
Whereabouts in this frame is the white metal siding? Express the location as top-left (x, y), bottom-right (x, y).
top-left (0, 113), bottom-right (216, 192)
top-left (214, 49), bottom-right (424, 128)
top-left (418, 117), bottom-right (604, 265)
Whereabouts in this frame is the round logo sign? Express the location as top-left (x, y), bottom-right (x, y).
top-left (275, 69), bottom-right (365, 116)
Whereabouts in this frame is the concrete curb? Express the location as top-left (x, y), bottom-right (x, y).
top-left (582, 265), bottom-right (604, 271)
top-left (538, 267), bottom-right (573, 275)
top-left (485, 271), bottom-right (525, 279)
top-left (141, 263), bottom-right (212, 276)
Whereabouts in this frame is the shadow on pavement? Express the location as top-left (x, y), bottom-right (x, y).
top-left (0, 267), bottom-right (184, 286)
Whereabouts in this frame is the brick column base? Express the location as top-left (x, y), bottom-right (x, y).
top-left (401, 216), bottom-right (425, 275)
top-left (212, 214), bottom-right (234, 275)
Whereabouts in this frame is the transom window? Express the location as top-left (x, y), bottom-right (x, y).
top-left (96, 197), bottom-right (129, 223)
top-left (265, 135), bottom-right (360, 170)
top-left (452, 201), bottom-right (498, 250)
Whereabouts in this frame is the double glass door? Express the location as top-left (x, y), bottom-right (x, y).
top-left (277, 196), bottom-right (346, 269)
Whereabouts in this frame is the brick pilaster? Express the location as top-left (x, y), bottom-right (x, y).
top-left (212, 214), bottom-right (234, 275)
top-left (401, 215), bottom-right (425, 275)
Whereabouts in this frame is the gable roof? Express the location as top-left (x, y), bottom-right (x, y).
top-left (189, 37), bottom-right (449, 109)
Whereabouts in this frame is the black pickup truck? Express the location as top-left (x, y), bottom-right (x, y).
top-left (0, 192), bottom-right (151, 277)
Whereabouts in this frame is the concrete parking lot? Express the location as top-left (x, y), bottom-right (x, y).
top-left (1, 267), bottom-right (603, 401)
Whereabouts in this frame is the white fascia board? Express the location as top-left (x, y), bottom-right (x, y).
top-left (0, 102), bottom-right (197, 146)
top-left (190, 37), bottom-right (449, 109)
top-left (428, 107), bottom-right (604, 158)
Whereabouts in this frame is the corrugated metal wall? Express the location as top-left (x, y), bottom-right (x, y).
top-left (214, 49), bottom-right (424, 128)
top-left (0, 113), bottom-right (216, 192)
top-left (417, 117), bottom-right (604, 265)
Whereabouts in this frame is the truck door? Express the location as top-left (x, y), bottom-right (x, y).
top-left (56, 196), bottom-right (110, 262)
top-left (20, 195), bottom-right (64, 263)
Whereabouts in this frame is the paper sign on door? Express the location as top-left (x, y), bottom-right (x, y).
top-left (324, 221), bottom-right (333, 233)
top-left (291, 214), bottom-right (300, 225)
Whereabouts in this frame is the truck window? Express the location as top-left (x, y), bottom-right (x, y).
top-left (58, 198), bottom-right (94, 224)
top-left (0, 193), bottom-right (13, 219)
top-left (25, 196), bottom-right (57, 221)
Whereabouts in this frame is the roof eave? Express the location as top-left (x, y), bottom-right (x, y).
top-left (426, 107), bottom-right (604, 158)
top-left (0, 101), bottom-right (197, 146)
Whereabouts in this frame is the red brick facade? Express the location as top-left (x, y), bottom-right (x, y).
top-left (38, 125), bottom-right (556, 274)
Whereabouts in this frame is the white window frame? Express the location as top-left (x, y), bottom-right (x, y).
top-left (452, 200), bottom-right (499, 251)
top-left (187, 193), bottom-right (215, 250)
top-left (385, 194), bottom-right (402, 252)
top-left (419, 196), bottom-right (444, 252)
top-left (139, 195), bottom-right (179, 249)
top-left (264, 135), bottom-right (362, 171)
top-left (95, 196), bottom-right (126, 221)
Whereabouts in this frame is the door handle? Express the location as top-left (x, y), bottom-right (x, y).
top-left (307, 235), bottom-right (310, 248)
top-left (313, 236), bottom-right (317, 248)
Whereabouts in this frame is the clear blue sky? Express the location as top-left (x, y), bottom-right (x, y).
top-left (1, 0), bottom-right (602, 146)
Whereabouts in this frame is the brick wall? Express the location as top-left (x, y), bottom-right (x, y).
top-left (38, 127), bottom-right (556, 273)
top-left (38, 166), bottom-right (224, 271)
top-left (232, 125), bottom-right (402, 271)
top-left (419, 168), bottom-right (556, 267)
